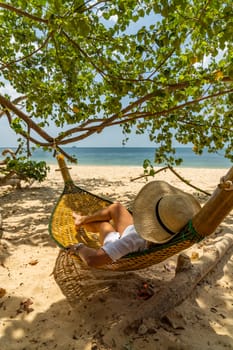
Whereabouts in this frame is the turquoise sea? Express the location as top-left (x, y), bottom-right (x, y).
top-left (0, 147), bottom-right (232, 168)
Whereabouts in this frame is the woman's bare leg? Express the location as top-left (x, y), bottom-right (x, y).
top-left (73, 202), bottom-right (133, 237)
top-left (96, 221), bottom-right (117, 245)
top-left (73, 203), bottom-right (132, 233)
top-left (107, 202), bottom-right (133, 235)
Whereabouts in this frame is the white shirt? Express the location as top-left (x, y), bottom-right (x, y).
top-left (102, 225), bottom-right (147, 261)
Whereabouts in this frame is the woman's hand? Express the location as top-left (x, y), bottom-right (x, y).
top-left (72, 212), bottom-right (87, 230)
top-left (66, 243), bottom-right (85, 256)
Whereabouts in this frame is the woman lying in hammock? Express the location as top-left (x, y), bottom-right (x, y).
top-left (68, 202), bottom-right (147, 267)
top-left (67, 181), bottom-right (201, 268)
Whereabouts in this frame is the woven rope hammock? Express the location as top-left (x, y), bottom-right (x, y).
top-left (50, 158), bottom-right (233, 304)
top-left (49, 155), bottom-right (204, 272)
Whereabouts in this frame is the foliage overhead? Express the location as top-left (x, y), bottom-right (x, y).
top-left (0, 0), bottom-right (232, 165)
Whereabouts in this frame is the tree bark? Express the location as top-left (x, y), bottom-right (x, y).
top-left (192, 166), bottom-right (233, 237)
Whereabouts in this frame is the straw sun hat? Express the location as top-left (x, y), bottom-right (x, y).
top-left (133, 181), bottom-right (201, 244)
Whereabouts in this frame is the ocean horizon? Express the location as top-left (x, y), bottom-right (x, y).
top-left (0, 147), bottom-right (232, 169)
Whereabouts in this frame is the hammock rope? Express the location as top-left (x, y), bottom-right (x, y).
top-left (219, 176), bottom-right (233, 191)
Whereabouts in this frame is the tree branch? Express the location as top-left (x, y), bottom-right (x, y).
top-left (168, 166), bottom-right (211, 196)
top-left (54, 87), bottom-right (233, 145)
top-left (61, 29), bottom-right (108, 81)
top-left (84, 0), bottom-right (112, 12)
top-left (61, 82), bottom-right (233, 142)
top-left (0, 2), bottom-right (48, 24)
top-left (123, 234), bottom-right (233, 330)
top-left (105, 87), bottom-right (233, 127)
top-left (2, 110), bottom-right (76, 162)
top-left (0, 31), bottom-right (54, 70)
top-left (56, 90), bottom-right (160, 141)
top-left (0, 94), bottom-right (52, 142)
top-left (0, 95), bottom-right (27, 118)
top-left (131, 166), bottom-right (211, 196)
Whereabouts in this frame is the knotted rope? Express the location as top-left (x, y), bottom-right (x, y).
top-left (218, 176), bottom-right (233, 191)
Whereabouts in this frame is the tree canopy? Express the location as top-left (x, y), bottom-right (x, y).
top-left (0, 0), bottom-right (232, 164)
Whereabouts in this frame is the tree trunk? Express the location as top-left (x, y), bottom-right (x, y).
top-left (124, 232), bottom-right (233, 331)
top-left (192, 166), bottom-right (233, 237)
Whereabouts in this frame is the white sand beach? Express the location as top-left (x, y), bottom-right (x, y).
top-left (0, 165), bottom-right (233, 350)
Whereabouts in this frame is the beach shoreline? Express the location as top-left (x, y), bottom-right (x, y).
top-left (1, 146), bottom-right (231, 169)
top-left (0, 165), bottom-right (232, 349)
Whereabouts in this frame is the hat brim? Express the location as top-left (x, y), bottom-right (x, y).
top-left (133, 180), bottom-right (201, 243)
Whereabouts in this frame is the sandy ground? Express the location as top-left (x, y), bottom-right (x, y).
top-left (0, 165), bottom-right (233, 350)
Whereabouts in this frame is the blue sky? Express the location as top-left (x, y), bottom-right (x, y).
top-left (0, 116), bottom-right (157, 147)
top-left (0, 117), bottom-right (185, 148)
